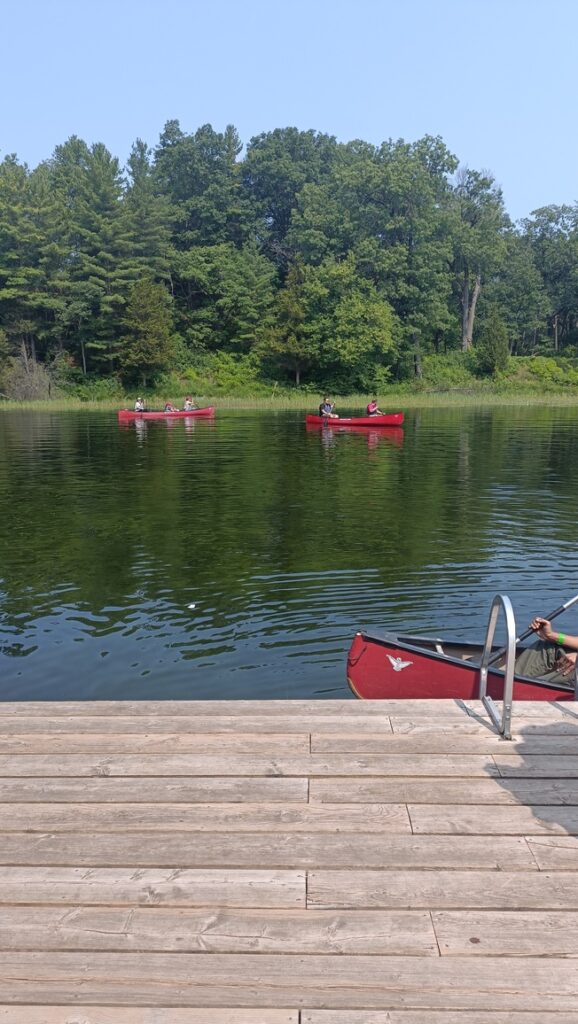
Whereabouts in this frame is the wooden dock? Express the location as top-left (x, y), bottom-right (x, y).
top-left (0, 697), bottom-right (577, 1022)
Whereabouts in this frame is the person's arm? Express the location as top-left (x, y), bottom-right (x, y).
top-left (530, 617), bottom-right (578, 649)
top-left (530, 617), bottom-right (578, 675)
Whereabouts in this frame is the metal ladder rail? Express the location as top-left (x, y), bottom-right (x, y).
top-left (478, 594), bottom-right (516, 740)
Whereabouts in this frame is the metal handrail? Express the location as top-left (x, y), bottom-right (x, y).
top-left (478, 594), bottom-right (516, 739)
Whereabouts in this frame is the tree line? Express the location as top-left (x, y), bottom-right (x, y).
top-left (0, 121), bottom-right (577, 396)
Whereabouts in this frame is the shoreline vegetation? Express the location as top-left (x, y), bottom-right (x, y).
top-left (3, 389), bottom-right (578, 414)
top-left (1, 122), bottom-right (577, 407)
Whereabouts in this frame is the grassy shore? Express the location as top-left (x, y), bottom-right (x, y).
top-left (3, 390), bottom-right (578, 413)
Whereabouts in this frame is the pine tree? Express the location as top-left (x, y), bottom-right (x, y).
top-left (124, 139), bottom-right (173, 281)
top-left (50, 138), bottom-right (135, 372)
top-left (118, 276), bottom-right (174, 386)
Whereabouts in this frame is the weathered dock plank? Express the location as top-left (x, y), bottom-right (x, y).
top-left (525, 835), bottom-right (578, 869)
top-left (311, 732), bottom-right (578, 754)
top-left (409, 803), bottom-right (578, 834)
top-left (3, 1012), bottom-right (575, 1024)
top-left (307, 869), bottom-right (578, 909)
top-left (304, 1014), bottom-right (578, 1024)
top-left (0, 732), bottom-right (311, 754)
top-left (0, 867), bottom-right (305, 907)
top-left (0, 906), bottom-right (437, 955)
top-left (0, 801), bottom-right (412, 833)
top-left (0, 832), bottom-right (536, 869)
top-left (0, 699), bottom-right (472, 717)
top-left (0, 1012), bottom-right (299, 1024)
top-left (0, 952), bottom-right (577, 1010)
top-left (0, 776), bottom-right (308, 803)
top-left (432, 909), bottom-right (578, 956)
top-left (390, 714), bottom-right (578, 733)
top-left (0, 714), bottom-right (396, 734)
top-left (310, 777), bottom-right (578, 804)
top-left (493, 754), bottom-right (578, 777)
top-left (0, 752), bottom-right (500, 776)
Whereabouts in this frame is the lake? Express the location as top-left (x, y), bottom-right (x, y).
top-left (1, 405), bottom-right (578, 701)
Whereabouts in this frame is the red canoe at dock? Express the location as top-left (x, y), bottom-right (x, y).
top-left (347, 628), bottom-right (575, 702)
top-left (118, 406), bottom-right (215, 422)
top-left (305, 412), bottom-right (404, 427)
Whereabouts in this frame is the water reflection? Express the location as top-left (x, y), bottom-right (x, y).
top-left (134, 418), bottom-right (148, 444)
top-left (1, 407), bottom-right (578, 700)
top-left (305, 422), bottom-right (404, 452)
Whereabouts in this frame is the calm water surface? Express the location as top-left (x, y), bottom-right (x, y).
top-left (1, 406), bottom-right (578, 700)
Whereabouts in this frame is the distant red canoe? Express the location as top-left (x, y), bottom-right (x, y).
top-left (305, 413), bottom-right (404, 427)
top-left (118, 407), bottom-right (215, 421)
top-left (347, 629), bottom-right (575, 702)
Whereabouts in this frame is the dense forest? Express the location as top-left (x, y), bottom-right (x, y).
top-left (1, 122), bottom-right (577, 399)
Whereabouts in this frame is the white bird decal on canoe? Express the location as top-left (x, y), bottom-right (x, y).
top-left (386, 655), bottom-right (413, 672)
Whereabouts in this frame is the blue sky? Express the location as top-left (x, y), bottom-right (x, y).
top-left (2, 0), bottom-right (576, 221)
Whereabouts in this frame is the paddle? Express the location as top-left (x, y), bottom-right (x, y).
top-left (487, 591), bottom-right (578, 668)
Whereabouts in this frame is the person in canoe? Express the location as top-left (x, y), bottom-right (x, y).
top-left (134, 397), bottom-right (145, 412)
top-left (319, 396), bottom-right (338, 418)
top-left (164, 401), bottom-right (178, 412)
top-left (515, 616), bottom-right (578, 682)
top-left (183, 396), bottom-right (198, 411)
top-left (366, 398), bottom-right (383, 416)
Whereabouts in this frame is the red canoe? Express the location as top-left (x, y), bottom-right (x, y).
top-left (305, 413), bottom-right (404, 427)
top-left (347, 629), bottom-right (575, 702)
top-left (118, 406), bottom-right (215, 421)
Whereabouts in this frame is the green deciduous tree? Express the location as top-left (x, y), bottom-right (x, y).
top-left (449, 168), bottom-right (509, 351)
top-left (171, 242), bottom-right (276, 353)
top-left (288, 135), bottom-right (459, 376)
top-left (154, 121), bottom-right (248, 249)
top-left (262, 256), bottom-right (397, 387)
top-left (243, 128), bottom-right (338, 264)
top-left (483, 232), bottom-right (550, 354)
top-left (523, 205), bottom-right (578, 351)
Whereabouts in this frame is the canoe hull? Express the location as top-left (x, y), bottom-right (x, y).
top-left (347, 630), bottom-right (575, 702)
top-left (305, 413), bottom-right (404, 427)
top-left (118, 406), bottom-right (215, 421)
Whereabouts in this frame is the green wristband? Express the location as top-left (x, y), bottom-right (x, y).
top-left (557, 632), bottom-right (566, 645)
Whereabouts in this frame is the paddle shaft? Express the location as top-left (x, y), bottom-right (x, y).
top-left (487, 592), bottom-right (578, 668)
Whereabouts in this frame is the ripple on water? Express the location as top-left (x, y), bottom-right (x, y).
top-left (1, 407), bottom-right (578, 699)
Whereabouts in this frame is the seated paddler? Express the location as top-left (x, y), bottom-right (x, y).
top-left (366, 398), bottom-right (383, 416)
top-left (319, 396), bottom-right (338, 418)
